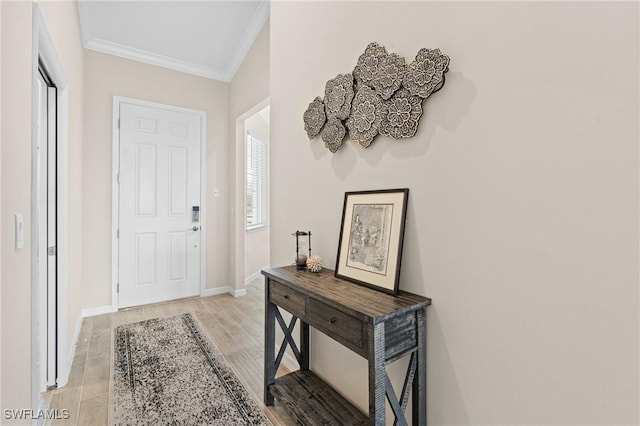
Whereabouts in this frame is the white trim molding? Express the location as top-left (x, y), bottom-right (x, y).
top-left (282, 352), bottom-right (298, 372)
top-left (58, 313), bottom-right (84, 388)
top-left (234, 289), bottom-right (247, 298)
top-left (202, 287), bottom-right (246, 298)
top-left (201, 287), bottom-right (232, 298)
top-left (32, 2), bottom-right (72, 401)
top-left (82, 306), bottom-right (116, 318)
top-left (85, 38), bottom-right (231, 81)
top-left (245, 266), bottom-right (269, 286)
top-left (234, 98), bottom-right (270, 296)
top-left (77, 1), bottom-right (269, 83)
top-left (225, 0), bottom-right (270, 81)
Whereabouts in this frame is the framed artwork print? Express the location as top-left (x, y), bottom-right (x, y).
top-left (335, 188), bottom-right (409, 296)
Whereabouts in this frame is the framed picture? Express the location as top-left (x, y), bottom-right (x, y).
top-left (335, 188), bottom-right (409, 296)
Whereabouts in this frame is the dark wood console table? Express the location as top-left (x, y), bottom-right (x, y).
top-left (262, 266), bottom-right (431, 425)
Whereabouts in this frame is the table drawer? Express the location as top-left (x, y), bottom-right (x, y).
top-left (308, 299), bottom-right (363, 353)
top-left (269, 280), bottom-right (306, 317)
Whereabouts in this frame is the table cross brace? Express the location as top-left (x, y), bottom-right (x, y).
top-left (386, 351), bottom-right (418, 426)
top-left (274, 307), bottom-right (302, 370)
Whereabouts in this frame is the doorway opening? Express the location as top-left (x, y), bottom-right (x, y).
top-left (244, 106), bottom-right (270, 285)
top-left (233, 99), bottom-right (270, 292)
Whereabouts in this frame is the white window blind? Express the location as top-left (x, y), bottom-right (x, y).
top-left (246, 133), bottom-right (267, 229)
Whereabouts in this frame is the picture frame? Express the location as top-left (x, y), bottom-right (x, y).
top-left (335, 188), bottom-right (409, 296)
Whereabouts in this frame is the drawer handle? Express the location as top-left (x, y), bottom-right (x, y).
top-left (329, 317), bottom-right (337, 324)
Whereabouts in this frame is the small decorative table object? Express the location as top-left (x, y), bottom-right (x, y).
top-left (306, 255), bottom-right (323, 273)
top-left (293, 230), bottom-right (312, 270)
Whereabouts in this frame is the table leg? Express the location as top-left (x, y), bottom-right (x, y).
top-left (369, 322), bottom-right (386, 425)
top-left (300, 321), bottom-right (310, 371)
top-left (412, 308), bottom-right (426, 425)
top-left (264, 278), bottom-right (276, 405)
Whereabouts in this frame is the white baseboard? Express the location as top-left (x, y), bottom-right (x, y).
top-left (244, 271), bottom-right (259, 285)
top-left (282, 351), bottom-right (298, 371)
top-left (245, 265), bottom-right (269, 286)
top-left (202, 287), bottom-right (246, 297)
top-left (202, 286), bottom-right (233, 297)
top-left (58, 312), bottom-right (83, 388)
top-left (82, 305), bottom-right (116, 317)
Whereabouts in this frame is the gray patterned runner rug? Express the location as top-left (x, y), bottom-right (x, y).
top-left (112, 313), bottom-right (270, 425)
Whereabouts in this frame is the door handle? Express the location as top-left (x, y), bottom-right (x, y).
top-left (189, 226), bottom-right (200, 231)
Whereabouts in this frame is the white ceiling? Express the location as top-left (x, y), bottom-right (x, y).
top-left (77, 1), bottom-right (269, 82)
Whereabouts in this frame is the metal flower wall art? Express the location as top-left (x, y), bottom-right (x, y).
top-left (303, 42), bottom-right (450, 153)
top-left (303, 97), bottom-right (326, 139)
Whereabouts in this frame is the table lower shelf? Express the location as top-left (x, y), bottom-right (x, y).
top-left (269, 370), bottom-right (368, 425)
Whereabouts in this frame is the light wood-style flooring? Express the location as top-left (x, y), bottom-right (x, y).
top-left (42, 278), bottom-right (295, 425)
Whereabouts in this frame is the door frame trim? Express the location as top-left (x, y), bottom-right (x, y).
top-left (31, 2), bottom-right (70, 401)
top-left (111, 96), bottom-right (207, 311)
top-left (234, 98), bottom-right (269, 293)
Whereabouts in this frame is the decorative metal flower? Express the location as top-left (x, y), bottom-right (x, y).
top-left (345, 86), bottom-right (385, 148)
top-left (324, 74), bottom-right (354, 120)
top-left (354, 42), bottom-right (407, 100)
top-left (303, 97), bottom-right (326, 139)
top-left (353, 42), bottom-right (384, 86)
top-left (380, 88), bottom-right (423, 139)
top-left (374, 53), bottom-right (407, 100)
top-left (321, 118), bottom-right (346, 153)
top-left (403, 48), bottom-right (450, 99)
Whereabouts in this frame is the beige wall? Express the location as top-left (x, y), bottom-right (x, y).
top-left (82, 50), bottom-right (231, 309)
top-left (1, 0), bottom-right (85, 412)
top-left (230, 20), bottom-right (270, 122)
top-left (0, 0), bottom-right (4, 408)
top-left (1, 1), bottom-right (32, 412)
top-left (270, 1), bottom-right (639, 424)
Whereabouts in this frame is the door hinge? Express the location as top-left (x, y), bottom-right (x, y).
top-left (47, 246), bottom-right (56, 256)
top-left (117, 119), bottom-right (120, 129)
top-left (117, 283), bottom-right (119, 293)
top-left (116, 229), bottom-right (119, 239)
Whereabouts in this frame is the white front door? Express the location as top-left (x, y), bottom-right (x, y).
top-left (118, 102), bottom-right (202, 308)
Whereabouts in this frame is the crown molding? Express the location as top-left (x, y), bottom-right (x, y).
top-left (76, 1), bottom-right (92, 49)
top-left (226, 0), bottom-right (270, 81)
top-left (77, 0), bottom-right (270, 83)
top-left (84, 37), bottom-right (232, 81)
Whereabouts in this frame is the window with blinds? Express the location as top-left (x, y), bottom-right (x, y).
top-left (246, 133), bottom-right (268, 230)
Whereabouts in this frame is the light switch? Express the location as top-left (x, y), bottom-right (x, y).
top-left (15, 214), bottom-right (24, 250)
